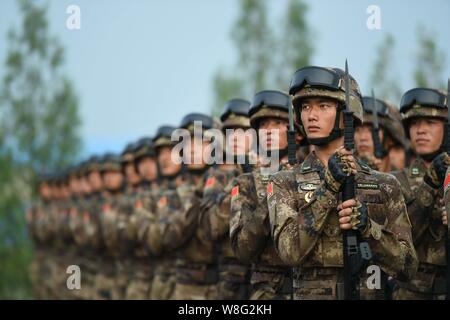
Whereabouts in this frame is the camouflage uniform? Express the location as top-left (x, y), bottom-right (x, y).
top-left (145, 179), bottom-right (178, 300)
top-left (391, 88), bottom-right (449, 300)
top-left (82, 190), bottom-right (105, 300)
top-left (124, 183), bottom-right (156, 300)
top-left (159, 113), bottom-right (220, 300)
top-left (268, 152), bottom-right (417, 299)
top-left (267, 66), bottom-right (418, 300)
top-left (392, 158), bottom-right (447, 299)
top-left (138, 126), bottom-right (185, 300)
top-left (230, 164), bottom-right (294, 300)
top-left (95, 190), bottom-right (123, 300)
top-left (162, 172), bottom-right (218, 300)
top-left (229, 90), bottom-right (298, 300)
top-left (199, 166), bottom-right (250, 299)
top-left (28, 198), bottom-right (52, 299)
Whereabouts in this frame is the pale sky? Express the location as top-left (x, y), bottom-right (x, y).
top-left (1, 0), bottom-right (449, 158)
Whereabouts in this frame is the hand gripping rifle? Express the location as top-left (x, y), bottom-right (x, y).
top-left (341, 60), bottom-right (372, 300)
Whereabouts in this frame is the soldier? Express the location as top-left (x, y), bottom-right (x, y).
top-left (49, 167), bottom-right (80, 299)
top-left (122, 137), bottom-right (159, 299)
top-left (355, 96), bottom-right (409, 172)
top-left (72, 158), bottom-right (104, 300)
top-left (230, 90), bottom-right (301, 300)
top-left (160, 113), bottom-right (219, 300)
top-left (391, 87), bottom-right (449, 300)
top-left (27, 172), bottom-right (53, 299)
top-left (268, 66), bottom-right (418, 300)
top-left (198, 99), bottom-right (253, 299)
top-left (82, 155), bottom-right (106, 299)
top-left (95, 153), bottom-right (125, 299)
top-left (142, 125), bottom-right (182, 300)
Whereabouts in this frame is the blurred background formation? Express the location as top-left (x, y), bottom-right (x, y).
top-left (0, 0), bottom-right (449, 299)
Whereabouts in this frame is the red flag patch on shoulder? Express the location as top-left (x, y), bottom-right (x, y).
top-left (231, 186), bottom-right (239, 198)
top-left (102, 203), bottom-right (111, 213)
top-left (158, 196), bottom-right (167, 208)
top-left (135, 199), bottom-right (143, 209)
top-left (267, 182), bottom-right (273, 198)
top-left (444, 173), bottom-right (450, 190)
top-left (205, 177), bottom-right (216, 188)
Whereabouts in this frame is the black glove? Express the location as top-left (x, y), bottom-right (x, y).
top-left (325, 153), bottom-right (352, 193)
top-left (424, 152), bottom-right (450, 189)
top-left (200, 191), bottom-right (226, 211)
top-left (350, 201), bottom-right (369, 233)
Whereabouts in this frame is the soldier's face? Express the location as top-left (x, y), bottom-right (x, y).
top-left (355, 124), bottom-right (384, 157)
top-left (226, 128), bottom-right (253, 156)
top-left (103, 170), bottom-right (123, 190)
top-left (158, 146), bottom-right (181, 176)
top-left (258, 118), bottom-right (289, 151)
top-left (137, 157), bottom-right (158, 181)
top-left (389, 145), bottom-right (406, 170)
top-left (81, 176), bottom-right (92, 194)
top-left (185, 135), bottom-right (209, 170)
top-left (50, 185), bottom-right (60, 199)
top-left (39, 182), bottom-right (52, 199)
top-left (61, 184), bottom-right (71, 198)
top-left (88, 171), bottom-right (103, 192)
top-left (300, 98), bottom-right (340, 139)
top-left (409, 117), bottom-right (444, 156)
top-left (69, 177), bottom-right (81, 195)
top-left (124, 163), bottom-right (141, 186)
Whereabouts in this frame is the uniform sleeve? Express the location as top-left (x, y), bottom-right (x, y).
top-left (160, 183), bottom-right (200, 251)
top-left (199, 177), bottom-right (233, 242)
top-left (393, 170), bottom-right (440, 244)
top-left (229, 174), bottom-right (268, 264)
top-left (360, 174), bottom-right (418, 280)
top-left (268, 171), bottom-right (338, 266)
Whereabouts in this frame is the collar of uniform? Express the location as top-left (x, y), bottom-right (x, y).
top-left (355, 158), bottom-right (371, 174)
top-left (408, 157), bottom-right (426, 178)
top-left (299, 152), bottom-right (325, 173)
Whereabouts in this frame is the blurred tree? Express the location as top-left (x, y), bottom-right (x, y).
top-left (413, 24), bottom-right (446, 89)
top-left (231, 0), bottom-right (273, 95)
top-left (210, 0), bottom-right (313, 115)
top-left (210, 70), bottom-right (244, 118)
top-left (0, 0), bottom-right (82, 298)
top-left (274, 0), bottom-right (313, 90)
top-left (369, 33), bottom-right (402, 104)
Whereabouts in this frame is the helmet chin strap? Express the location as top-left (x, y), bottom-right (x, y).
top-left (307, 106), bottom-right (344, 146)
top-left (420, 146), bottom-right (444, 163)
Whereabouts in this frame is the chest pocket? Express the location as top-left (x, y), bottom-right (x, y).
top-left (358, 189), bottom-right (388, 227)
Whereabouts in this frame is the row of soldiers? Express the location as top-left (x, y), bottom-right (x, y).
top-left (27, 65), bottom-right (450, 300)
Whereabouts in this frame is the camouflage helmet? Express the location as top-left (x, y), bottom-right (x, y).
top-left (121, 141), bottom-right (138, 164)
top-left (100, 153), bottom-right (122, 173)
top-left (68, 163), bottom-right (82, 179)
top-left (77, 160), bottom-right (91, 178)
top-left (289, 66), bottom-right (364, 124)
top-left (288, 66), bottom-right (363, 146)
top-left (362, 96), bottom-right (409, 149)
top-left (220, 98), bottom-right (251, 129)
top-left (400, 88), bottom-right (448, 135)
top-left (85, 155), bottom-right (102, 174)
top-left (180, 113), bottom-right (222, 139)
top-left (133, 137), bottom-right (156, 164)
top-left (153, 125), bottom-right (177, 150)
top-left (249, 90), bottom-right (291, 129)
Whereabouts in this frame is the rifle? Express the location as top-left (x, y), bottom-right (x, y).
top-left (341, 60), bottom-right (372, 300)
top-left (446, 78), bottom-right (450, 300)
top-left (370, 89), bottom-right (384, 159)
top-left (288, 101), bottom-right (297, 165)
